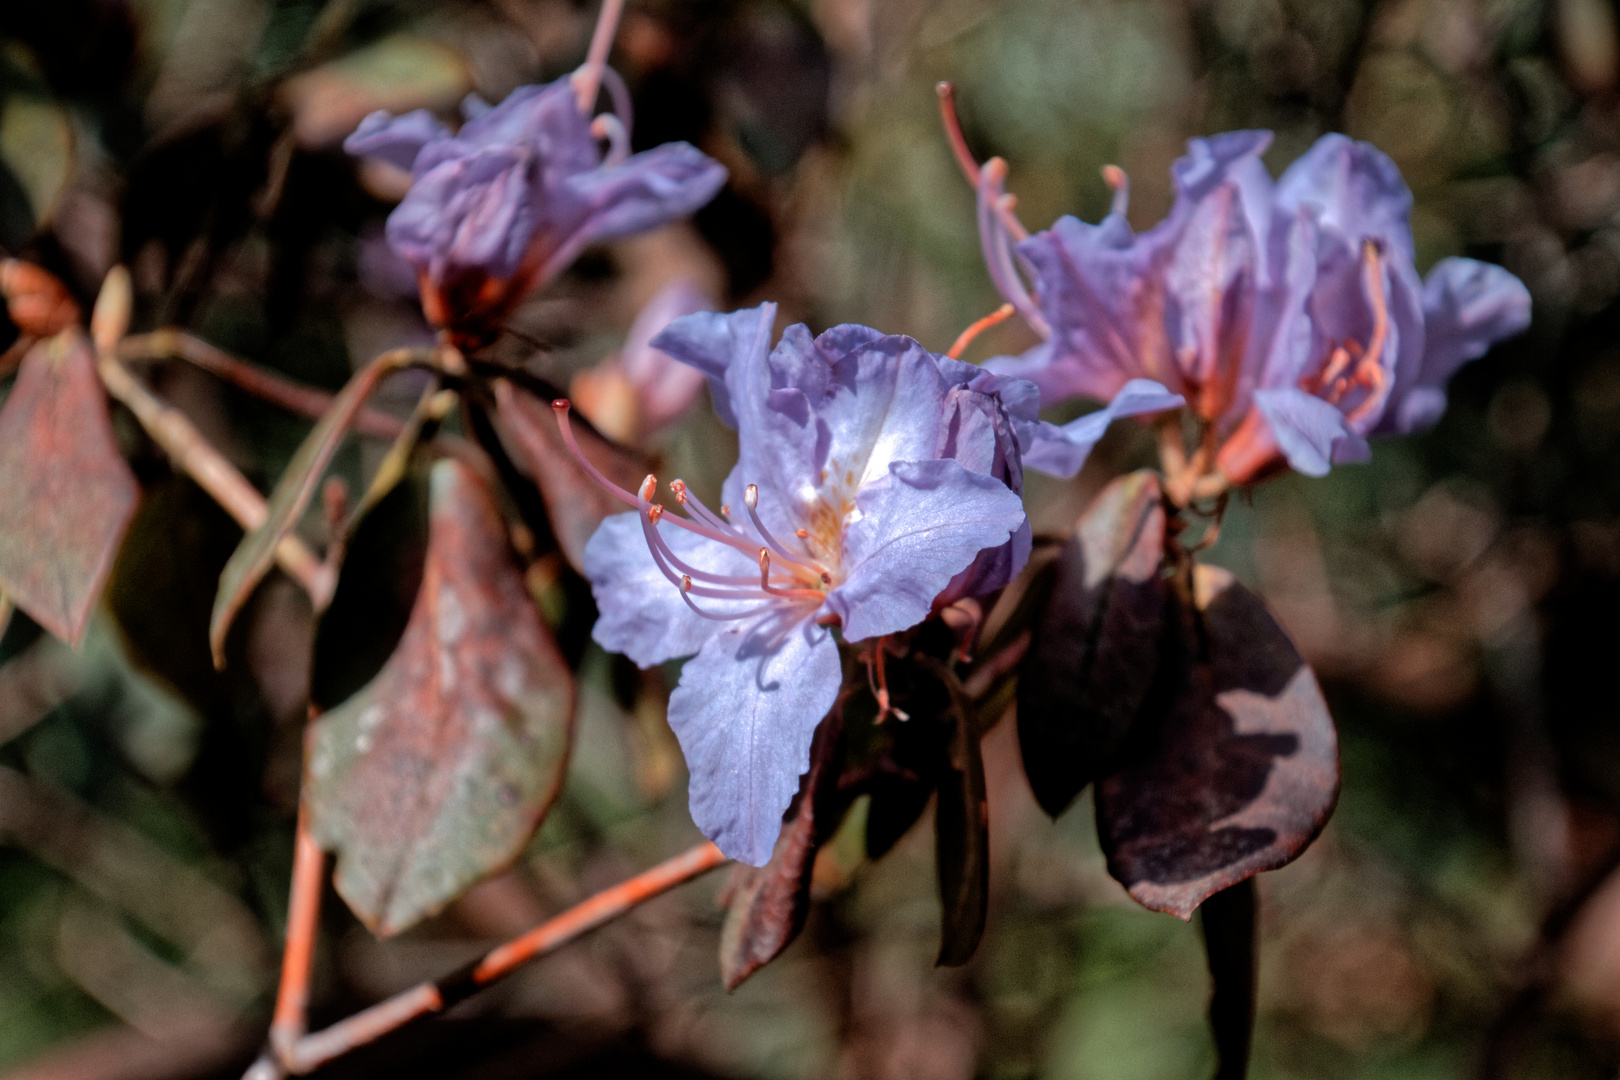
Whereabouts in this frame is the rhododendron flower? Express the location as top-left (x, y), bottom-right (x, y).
top-left (570, 278), bottom-right (714, 443)
top-left (346, 77), bottom-right (726, 342)
top-left (981, 131), bottom-right (1531, 484)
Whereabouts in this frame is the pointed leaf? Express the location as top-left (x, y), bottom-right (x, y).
top-left (1201, 878), bottom-right (1258, 1080)
top-left (209, 350), bottom-right (415, 666)
top-left (1095, 565), bottom-right (1339, 919)
top-left (718, 710), bottom-right (844, 990)
top-left (305, 459), bottom-right (576, 936)
top-left (0, 334), bottom-right (138, 645)
top-left (935, 672), bottom-right (989, 967)
top-left (1018, 470), bottom-right (1167, 817)
top-left (493, 380), bottom-right (648, 575)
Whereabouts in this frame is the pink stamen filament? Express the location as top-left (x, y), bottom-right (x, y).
top-left (1102, 164), bottom-right (1130, 218)
top-left (573, 0), bottom-right (626, 113)
top-left (744, 484), bottom-right (831, 582)
top-left (591, 113), bottom-right (630, 167)
top-left (677, 577), bottom-right (780, 622)
top-left (1296, 242), bottom-right (1391, 425)
top-left (670, 479), bottom-right (743, 537)
top-left (978, 160), bottom-right (1048, 338)
top-left (757, 550), bottom-right (825, 601)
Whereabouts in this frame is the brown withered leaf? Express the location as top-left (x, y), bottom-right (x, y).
top-left (718, 710), bottom-right (844, 990)
top-left (1018, 470), bottom-right (1166, 817)
top-left (492, 380), bottom-right (648, 574)
top-left (305, 459), bottom-right (576, 936)
top-left (1095, 565), bottom-right (1338, 920)
top-left (210, 350), bottom-right (416, 667)
top-left (0, 333), bottom-right (138, 645)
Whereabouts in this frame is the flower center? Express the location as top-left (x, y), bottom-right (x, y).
top-left (554, 400), bottom-right (832, 621)
top-left (1298, 239), bottom-right (1391, 426)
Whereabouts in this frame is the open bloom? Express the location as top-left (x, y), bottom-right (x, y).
top-left (981, 131), bottom-right (1531, 483)
top-left (564, 305), bottom-right (1053, 864)
top-left (346, 75), bottom-right (726, 342)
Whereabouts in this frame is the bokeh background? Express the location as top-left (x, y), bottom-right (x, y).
top-left (0, 0), bottom-right (1616, 1077)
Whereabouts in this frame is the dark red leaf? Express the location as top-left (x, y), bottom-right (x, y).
top-left (935, 674), bottom-right (989, 967)
top-left (718, 710), bottom-right (844, 990)
top-left (1018, 470), bottom-right (1167, 817)
top-left (1095, 565), bottom-right (1339, 920)
top-left (305, 459), bottom-right (576, 936)
top-left (0, 333), bottom-right (138, 646)
top-left (492, 380), bottom-right (648, 575)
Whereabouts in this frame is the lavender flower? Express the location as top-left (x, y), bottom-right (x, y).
top-left (346, 78), bottom-right (726, 339)
top-left (560, 304), bottom-right (1046, 865)
top-left (981, 131), bottom-right (1530, 484)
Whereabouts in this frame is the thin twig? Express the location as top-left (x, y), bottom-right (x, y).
top-left (269, 842), bottom-right (727, 1074)
top-left (120, 330), bottom-right (407, 440)
top-left (268, 810), bottom-right (324, 1063)
top-left (94, 350), bottom-right (333, 605)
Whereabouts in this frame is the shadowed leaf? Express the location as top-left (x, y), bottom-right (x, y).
top-left (305, 458), bottom-right (576, 936)
top-left (935, 670), bottom-right (989, 967)
top-left (1018, 469), bottom-right (1167, 817)
top-left (1095, 565), bottom-right (1338, 920)
top-left (209, 350), bottom-right (416, 667)
top-left (0, 333), bottom-right (138, 645)
top-left (493, 380), bottom-right (648, 575)
top-left (718, 710), bottom-right (844, 990)
top-left (1201, 878), bottom-right (1257, 1080)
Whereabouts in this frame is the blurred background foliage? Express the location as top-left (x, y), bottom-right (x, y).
top-left (0, 0), bottom-right (1617, 1077)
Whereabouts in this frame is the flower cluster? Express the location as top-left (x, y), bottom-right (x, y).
top-left (980, 131), bottom-right (1532, 484)
top-left (346, 74), bottom-right (726, 342)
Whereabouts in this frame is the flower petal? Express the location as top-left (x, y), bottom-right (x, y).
top-left (1274, 133), bottom-right (1415, 264)
top-left (1382, 257), bottom-right (1530, 433)
top-left (651, 303), bottom-right (777, 428)
top-left (668, 613), bottom-right (842, 866)
top-left (1252, 387), bottom-right (1369, 477)
top-left (583, 510), bottom-right (758, 668)
top-left (344, 109), bottom-right (450, 171)
top-left (829, 458), bottom-right (1026, 641)
top-left (1023, 379), bottom-right (1185, 479)
top-left (562, 142), bottom-right (728, 248)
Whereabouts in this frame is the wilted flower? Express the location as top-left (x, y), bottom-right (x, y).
top-left (977, 130), bottom-right (1531, 486)
top-left (570, 278), bottom-right (715, 444)
top-left (346, 76), bottom-right (726, 343)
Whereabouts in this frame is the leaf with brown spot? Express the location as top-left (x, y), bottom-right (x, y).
top-left (1095, 565), bottom-right (1339, 920)
top-left (305, 458), bottom-right (576, 936)
top-left (209, 349), bottom-right (416, 667)
top-left (1018, 470), bottom-right (1167, 817)
top-left (0, 333), bottom-right (138, 645)
top-left (934, 668), bottom-right (989, 967)
top-left (718, 710), bottom-right (843, 990)
top-left (492, 380), bottom-right (648, 575)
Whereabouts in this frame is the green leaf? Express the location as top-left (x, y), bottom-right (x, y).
top-left (1018, 469), bottom-right (1167, 817)
top-left (1094, 565), bottom-right (1339, 920)
top-left (209, 349), bottom-right (415, 667)
top-left (305, 459), bottom-right (576, 936)
top-left (0, 334), bottom-right (138, 646)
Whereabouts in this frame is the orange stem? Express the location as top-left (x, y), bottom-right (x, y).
top-left (269, 808), bottom-right (324, 1062)
top-left (946, 303), bottom-right (1016, 360)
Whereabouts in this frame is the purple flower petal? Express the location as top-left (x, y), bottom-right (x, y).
top-left (1274, 133), bottom-right (1415, 264)
top-left (827, 458), bottom-right (1026, 641)
top-left (344, 109), bottom-right (450, 171)
top-left (651, 303), bottom-right (778, 428)
top-left (1022, 379), bottom-right (1184, 479)
top-left (1252, 387), bottom-right (1370, 477)
top-left (668, 613), bottom-right (842, 866)
top-left (563, 142), bottom-right (728, 247)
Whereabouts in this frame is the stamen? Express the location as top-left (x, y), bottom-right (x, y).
top-left (553, 400), bottom-right (639, 508)
top-left (744, 484), bottom-right (830, 580)
top-left (935, 82), bottom-right (981, 189)
top-left (757, 549), bottom-right (826, 601)
top-left (947, 303), bottom-right (1017, 360)
top-left (1102, 164), bottom-right (1130, 217)
top-left (978, 159), bottom-right (1049, 338)
top-left (572, 0), bottom-right (626, 113)
top-left (598, 64), bottom-right (634, 136)
top-left (640, 503), bottom-right (765, 589)
top-left (670, 479), bottom-right (742, 536)
top-left (591, 113), bottom-right (630, 167)
top-left (678, 576), bottom-right (780, 622)
top-left (865, 638), bottom-right (909, 723)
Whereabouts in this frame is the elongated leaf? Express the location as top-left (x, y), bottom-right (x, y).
top-left (935, 673), bottom-right (989, 967)
top-left (0, 334), bottom-right (138, 645)
top-left (1095, 565), bottom-right (1339, 920)
top-left (1201, 878), bottom-right (1258, 1080)
top-left (1018, 470), bottom-right (1166, 817)
top-left (305, 459), bottom-right (575, 936)
top-left (492, 380), bottom-right (648, 574)
top-left (718, 710), bottom-right (844, 990)
top-left (209, 350), bottom-right (415, 667)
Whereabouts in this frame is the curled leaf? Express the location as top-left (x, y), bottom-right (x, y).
top-left (305, 459), bottom-right (575, 936)
top-left (210, 349), bottom-right (417, 667)
top-left (718, 710), bottom-right (844, 990)
top-left (1018, 470), bottom-right (1167, 817)
top-left (0, 333), bottom-right (138, 645)
top-left (1095, 565), bottom-right (1339, 920)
